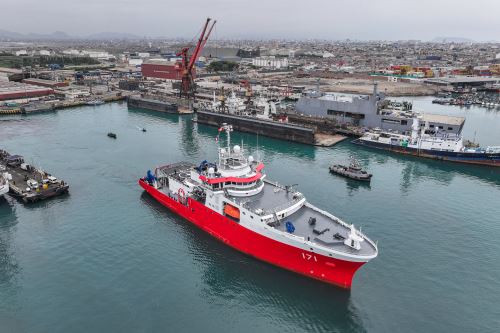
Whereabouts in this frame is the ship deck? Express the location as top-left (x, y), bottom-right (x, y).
top-left (277, 204), bottom-right (376, 256)
top-left (230, 180), bottom-right (303, 215)
top-left (231, 181), bottom-right (377, 257)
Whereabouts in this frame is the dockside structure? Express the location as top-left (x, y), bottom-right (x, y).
top-left (295, 83), bottom-right (464, 135)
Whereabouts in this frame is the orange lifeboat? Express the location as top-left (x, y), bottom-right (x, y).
top-left (224, 204), bottom-right (240, 221)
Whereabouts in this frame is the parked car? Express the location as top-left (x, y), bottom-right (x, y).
top-left (27, 179), bottom-right (39, 189)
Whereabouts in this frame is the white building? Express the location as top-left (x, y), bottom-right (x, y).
top-left (15, 50), bottom-right (28, 56)
top-left (62, 49), bottom-right (81, 56)
top-left (252, 56), bottom-right (289, 69)
top-left (81, 51), bottom-right (115, 61)
top-left (128, 58), bottom-right (143, 66)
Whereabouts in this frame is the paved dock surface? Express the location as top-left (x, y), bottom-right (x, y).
top-left (314, 133), bottom-right (348, 147)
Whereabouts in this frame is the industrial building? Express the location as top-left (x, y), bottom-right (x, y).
top-left (252, 56), bottom-right (289, 69)
top-left (22, 78), bottom-right (68, 88)
top-left (141, 59), bottom-right (187, 80)
top-left (424, 76), bottom-right (500, 88)
top-left (0, 81), bottom-right (53, 101)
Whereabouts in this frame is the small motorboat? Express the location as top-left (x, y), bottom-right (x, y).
top-left (107, 132), bottom-right (117, 139)
top-left (329, 157), bottom-right (372, 182)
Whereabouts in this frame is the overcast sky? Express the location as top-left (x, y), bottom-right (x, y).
top-left (3, 0), bottom-right (499, 41)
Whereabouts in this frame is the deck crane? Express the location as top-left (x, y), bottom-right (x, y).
top-left (177, 18), bottom-right (216, 98)
top-left (240, 80), bottom-right (253, 112)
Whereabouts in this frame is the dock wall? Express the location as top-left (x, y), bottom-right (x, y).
top-left (196, 111), bottom-right (315, 145)
top-left (127, 96), bottom-right (179, 114)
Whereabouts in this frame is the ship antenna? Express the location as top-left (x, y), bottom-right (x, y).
top-left (257, 132), bottom-right (260, 162)
top-left (226, 124), bottom-right (231, 151)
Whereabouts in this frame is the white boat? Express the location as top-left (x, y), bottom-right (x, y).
top-left (0, 169), bottom-right (11, 196)
top-left (86, 99), bottom-right (105, 106)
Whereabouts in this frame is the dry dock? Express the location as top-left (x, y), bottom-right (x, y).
top-left (196, 110), bottom-right (316, 145)
top-left (127, 95), bottom-right (193, 114)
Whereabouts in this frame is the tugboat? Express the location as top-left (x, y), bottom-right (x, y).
top-left (107, 132), bottom-right (117, 139)
top-left (329, 157), bottom-right (372, 182)
top-left (139, 124), bottom-right (378, 288)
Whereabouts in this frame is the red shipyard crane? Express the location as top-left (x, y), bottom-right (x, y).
top-left (177, 18), bottom-right (216, 98)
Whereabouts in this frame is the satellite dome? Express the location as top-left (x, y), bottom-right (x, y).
top-left (233, 145), bottom-right (241, 153)
top-left (208, 167), bottom-right (215, 174)
top-left (248, 155), bottom-right (254, 163)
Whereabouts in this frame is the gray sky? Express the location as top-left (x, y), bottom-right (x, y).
top-left (3, 0), bottom-right (500, 41)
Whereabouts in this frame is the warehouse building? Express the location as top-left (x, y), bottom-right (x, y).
top-left (22, 78), bottom-right (68, 88)
top-left (0, 81), bottom-right (53, 101)
top-left (141, 59), bottom-right (188, 80)
top-left (424, 76), bottom-right (500, 88)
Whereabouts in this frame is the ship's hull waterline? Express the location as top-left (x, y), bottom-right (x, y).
top-left (139, 179), bottom-right (367, 289)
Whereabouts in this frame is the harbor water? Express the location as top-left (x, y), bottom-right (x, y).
top-left (1, 101), bottom-right (500, 332)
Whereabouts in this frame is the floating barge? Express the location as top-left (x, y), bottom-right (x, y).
top-left (0, 150), bottom-right (69, 203)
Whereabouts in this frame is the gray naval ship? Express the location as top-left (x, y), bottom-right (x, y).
top-left (295, 82), bottom-right (464, 136)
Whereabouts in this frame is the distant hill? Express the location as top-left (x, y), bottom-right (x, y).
top-left (86, 32), bottom-right (142, 40)
top-left (0, 29), bottom-right (24, 39)
top-left (0, 29), bottom-right (142, 40)
top-left (432, 37), bottom-right (474, 43)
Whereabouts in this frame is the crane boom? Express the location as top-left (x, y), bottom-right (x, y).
top-left (188, 19), bottom-right (216, 71)
top-left (177, 17), bottom-right (217, 98)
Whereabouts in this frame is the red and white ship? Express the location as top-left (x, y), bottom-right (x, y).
top-left (139, 124), bottom-right (378, 288)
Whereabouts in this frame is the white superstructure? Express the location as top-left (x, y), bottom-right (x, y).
top-left (0, 168), bottom-right (11, 196)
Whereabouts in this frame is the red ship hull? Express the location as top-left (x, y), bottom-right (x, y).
top-left (139, 179), bottom-right (366, 288)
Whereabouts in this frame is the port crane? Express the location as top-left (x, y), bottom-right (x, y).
top-left (177, 18), bottom-right (216, 98)
top-left (240, 80), bottom-right (253, 112)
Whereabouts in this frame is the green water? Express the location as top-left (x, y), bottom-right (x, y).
top-left (1, 101), bottom-right (500, 333)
